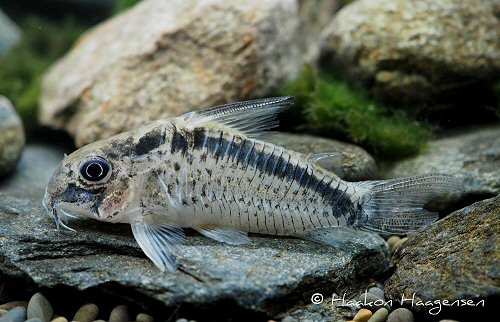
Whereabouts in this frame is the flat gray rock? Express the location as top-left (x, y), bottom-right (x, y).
top-left (383, 126), bottom-right (500, 208)
top-left (0, 144), bottom-right (389, 319)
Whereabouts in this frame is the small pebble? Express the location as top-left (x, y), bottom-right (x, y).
top-left (93, 320), bottom-right (107, 322)
top-left (27, 293), bottom-right (53, 322)
top-left (0, 307), bottom-right (26, 322)
top-left (136, 313), bottom-right (154, 322)
top-left (367, 308), bottom-right (389, 322)
top-left (0, 302), bottom-right (28, 310)
top-left (367, 287), bottom-right (385, 301)
top-left (358, 292), bottom-right (388, 310)
top-left (0, 309), bottom-right (7, 317)
top-left (109, 305), bottom-right (129, 322)
top-left (73, 303), bottom-right (99, 322)
top-left (438, 320), bottom-right (459, 322)
top-left (50, 317), bottom-right (68, 322)
top-left (392, 237), bottom-right (408, 252)
top-left (386, 308), bottom-right (414, 322)
top-left (281, 317), bottom-right (296, 322)
top-left (353, 308), bottom-right (372, 322)
top-left (386, 236), bottom-right (400, 251)
top-left (25, 319), bottom-right (43, 322)
top-left (175, 319), bottom-right (188, 322)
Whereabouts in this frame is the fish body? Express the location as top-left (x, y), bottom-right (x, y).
top-left (43, 97), bottom-right (459, 271)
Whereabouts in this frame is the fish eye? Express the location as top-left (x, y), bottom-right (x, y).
top-left (80, 157), bottom-right (111, 182)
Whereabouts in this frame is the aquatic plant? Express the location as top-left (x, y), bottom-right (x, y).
top-left (282, 67), bottom-right (432, 159)
top-left (0, 16), bottom-right (85, 131)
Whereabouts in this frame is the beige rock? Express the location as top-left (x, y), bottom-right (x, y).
top-left (0, 96), bottom-right (25, 176)
top-left (40, 0), bottom-right (338, 146)
top-left (321, 0), bottom-right (500, 106)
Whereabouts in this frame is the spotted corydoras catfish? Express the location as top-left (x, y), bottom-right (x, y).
top-left (43, 96), bottom-right (460, 271)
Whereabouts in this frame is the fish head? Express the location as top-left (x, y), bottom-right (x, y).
top-left (43, 133), bottom-right (138, 229)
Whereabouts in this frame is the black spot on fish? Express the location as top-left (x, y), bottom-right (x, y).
top-left (193, 127), bottom-right (206, 150)
top-left (135, 128), bottom-right (164, 156)
top-left (174, 163), bottom-right (181, 171)
top-left (171, 126), bottom-right (188, 155)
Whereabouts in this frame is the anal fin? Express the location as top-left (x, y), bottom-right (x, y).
top-left (131, 219), bottom-right (185, 272)
top-left (194, 226), bottom-right (250, 245)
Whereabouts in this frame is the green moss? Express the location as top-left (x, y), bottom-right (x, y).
top-left (0, 16), bottom-right (86, 131)
top-left (282, 67), bottom-right (432, 159)
top-left (115, 0), bottom-right (142, 13)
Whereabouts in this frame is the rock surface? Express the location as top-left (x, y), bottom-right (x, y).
top-left (0, 96), bottom-right (25, 177)
top-left (40, 0), bottom-right (338, 146)
top-left (267, 132), bottom-right (377, 180)
top-left (0, 10), bottom-right (21, 56)
top-left (0, 144), bottom-right (389, 319)
top-left (320, 0), bottom-right (500, 106)
top-left (384, 195), bottom-right (500, 309)
top-left (384, 126), bottom-right (500, 208)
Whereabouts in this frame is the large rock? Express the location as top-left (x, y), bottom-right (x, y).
top-left (320, 0), bottom-right (500, 106)
top-left (0, 144), bottom-right (389, 320)
top-left (384, 126), bottom-right (500, 208)
top-left (0, 96), bottom-right (25, 177)
top-left (384, 195), bottom-right (500, 312)
top-left (0, 10), bottom-right (21, 56)
top-left (267, 132), bottom-right (377, 181)
top-left (39, 0), bottom-right (338, 147)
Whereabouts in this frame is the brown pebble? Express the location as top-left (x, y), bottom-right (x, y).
top-left (109, 305), bottom-right (129, 322)
top-left (50, 317), bottom-right (68, 322)
top-left (392, 237), bottom-right (408, 252)
top-left (0, 301), bottom-right (29, 310)
top-left (73, 303), bottom-right (99, 322)
top-left (367, 308), bottom-right (389, 322)
top-left (136, 313), bottom-right (154, 322)
top-left (438, 320), bottom-right (460, 322)
top-left (354, 308), bottom-right (372, 322)
top-left (387, 236), bottom-right (401, 250)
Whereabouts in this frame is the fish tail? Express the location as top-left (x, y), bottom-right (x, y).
top-left (356, 173), bottom-right (462, 234)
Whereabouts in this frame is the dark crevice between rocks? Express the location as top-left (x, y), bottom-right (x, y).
top-left (437, 192), bottom-right (498, 219)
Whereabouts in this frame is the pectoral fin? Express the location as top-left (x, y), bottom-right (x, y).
top-left (131, 220), bottom-right (185, 272)
top-left (194, 226), bottom-right (250, 245)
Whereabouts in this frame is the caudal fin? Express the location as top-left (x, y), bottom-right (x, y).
top-left (357, 173), bottom-right (462, 234)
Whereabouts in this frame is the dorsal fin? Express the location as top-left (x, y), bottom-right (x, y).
top-left (180, 96), bottom-right (294, 138)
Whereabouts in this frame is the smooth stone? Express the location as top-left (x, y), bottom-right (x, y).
top-left (0, 307), bottom-right (26, 322)
top-left (72, 303), bottom-right (99, 322)
top-left (384, 126), bottom-right (500, 209)
top-left (358, 293), bottom-right (388, 311)
top-left (391, 238), bottom-right (408, 253)
top-left (386, 308), bottom-right (413, 322)
top-left (386, 236), bottom-right (400, 251)
top-left (0, 309), bottom-right (6, 317)
top-left (438, 320), bottom-right (459, 322)
top-left (0, 9), bottom-right (21, 55)
top-left (39, 0), bottom-right (339, 146)
top-left (25, 319), bottom-right (43, 322)
top-left (353, 308), bottom-right (372, 322)
top-left (136, 313), bottom-right (153, 322)
top-left (367, 308), bottom-right (388, 322)
top-left (92, 320), bottom-right (107, 322)
top-left (281, 317), bottom-right (296, 322)
top-left (50, 317), bottom-right (68, 322)
top-left (0, 96), bottom-right (25, 177)
top-left (175, 319), bottom-right (188, 322)
top-left (0, 144), bottom-right (390, 318)
top-left (367, 287), bottom-right (385, 301)
top-left (385, 196), bottom-right (500, 311)
top-left (320, 0), bottom-right (500, 107)
top-left (27, 293), bottom-right (53, 322)
top-left (267, 132), bottom-right (377, 180)
top-left (109, 305), bottom-right (129, 322)
top-left (0, 302), bottom-right (28, 310)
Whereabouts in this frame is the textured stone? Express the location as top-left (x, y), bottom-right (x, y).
top-left (0, 144), bottom-right (389, 319)
top-left (385, 196), bottom-right (500, 308)
top-left (320, 0), bottom-right (500, 106)
top-left (40, 0), bottom-right (338, 146)
top-left (384, 126), bottom-right (500, 209)
top-left (0, 96), bottom-right (25, 177)
top-left (0, 10), bottom-right (21, 56)
top-left (267, 132), bottom-right (377, 180)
